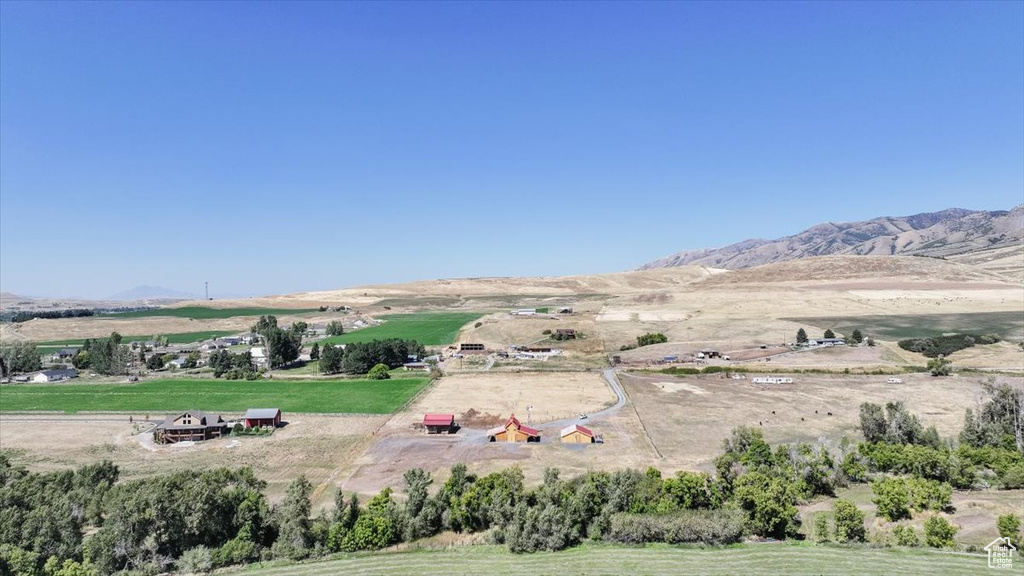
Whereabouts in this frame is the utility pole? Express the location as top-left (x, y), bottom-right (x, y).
top-left (205, 281), bottom-right (209, 300)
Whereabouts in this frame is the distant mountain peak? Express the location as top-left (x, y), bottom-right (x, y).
top-left (640, 206), bottom-right (1024, 271)
top-left (107, 285), bottom-right (200, 301)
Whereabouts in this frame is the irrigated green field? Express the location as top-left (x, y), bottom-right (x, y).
top-left (0, 377), bottom-right (430, 414)
top-left (783, 311), bottom-right (1024, 341)
top-left (34, 331), bottom-right (239, 351)
top-left (231, 543), bottom-right (988, 576)
top-left (99, 307), bottom-right (321, 320)
top-left (318, 312), bottom-right (485, 346)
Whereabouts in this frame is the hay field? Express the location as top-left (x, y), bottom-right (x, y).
top-left (227, 542), bottom-right (989, 576)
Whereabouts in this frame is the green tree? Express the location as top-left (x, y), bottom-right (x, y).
top-left (833, 499), bottom-right (866, 542)
top-left (309, 343), bottom-right (320, 361)
top-left (367, 363), bottom-right (391, 380)
top-left (893, 524), bottom-right (920, 547)
top-left (71, 351), bottom-right (91, 370)
top-left (997, 514), bottom-right (1020, 541)
top-left (859, 403), bottom-right (887, 443)
top-left (342, 488), bottom-right (397, 551)
top-left (923, 515), bottom-right (957, 548)
top-left (812, 513), bottom-right (831, 543)
top-left (183, 351), bottom-right (200, 369)
top-left (636, 333), bottom-right (668, 347)
top-left (824, 329), bottom-right (835, 339)
top-left (866, 337), bottom-right (876, 347)
top-left (851, 329), bottom-right (864, 344)
top-left (796, 328), bottom-right (808, 344)
top-left (872, 477), bottom-right (911, 521)
top-left (272, 476), bottom-right (312, 560)
top-left (0, 342), bottom-right (43, 375)
top-left (927, 357), bottom-right (952, 376)
top-left (732, 472), bottom-right (800, 539)
top-left (319, 344), bottom-right (344, 374)
top-left (325, 321), bottom-right (344, 336)
top-left (145, 353), bottom-right (165, 370)
top-left (291, 321), bottom-right (308, 336)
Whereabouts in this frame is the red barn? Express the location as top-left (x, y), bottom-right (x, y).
top-left (244, 408), bottom-right (282, 429)
top-left (423, 413), bottom-right (456, 434)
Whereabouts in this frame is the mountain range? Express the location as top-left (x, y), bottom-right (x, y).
top-left (640, 205), bottom-right (1024, 271)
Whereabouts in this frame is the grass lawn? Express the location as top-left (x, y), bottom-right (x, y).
top-left (99, 307), bottom-right (321, 320)
top-left (34, 331), bottom-right (239, 350)
top-left (0, 377), bottom-right (430, 414)
top-left (318, 312), bottom-right (486, 346)
top-left (781, 312), bottom-right (1024, 341)
top-left (230, 542), bottom-right (989, 576)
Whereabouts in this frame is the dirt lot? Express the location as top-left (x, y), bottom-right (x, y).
top-left (392, 372), bottom-right (618, 428)
top-left (0, 414), bottom-right (385, 507)
top-left (618, 372), bottom-right (1022, 474)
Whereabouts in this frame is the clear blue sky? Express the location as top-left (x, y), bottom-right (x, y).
top-left (1, 1), bottom-right (1021, 299)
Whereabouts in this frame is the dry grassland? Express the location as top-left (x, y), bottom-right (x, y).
top-left (619, 372), bottom-right (1020, 474)
top-left (0, 414), bottom-right (385, 506)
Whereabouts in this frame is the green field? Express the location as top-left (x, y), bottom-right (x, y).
top-left (231, 543), bottom-right (989, 576)
top-left (34, 331), bottom-right (239, 351)
top-left (318, 312), bottom-right (485, 346)
top-left (0, 377), bottom-right (429, 414)
top-left (99, 307), bottom-right (321, 320)
top-left (783, 312), bottom-right (1024, 341)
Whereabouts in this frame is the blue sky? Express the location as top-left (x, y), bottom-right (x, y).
top-left (1, 1), bottom-right (1021, 299)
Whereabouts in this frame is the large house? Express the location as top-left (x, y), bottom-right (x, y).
top-left (487, 414), bottom-right (540, 443)
top-left (153, 410), bottom-right (227, 444)
top-left (50, 347), bottom-right (80, 362)
top-left (244, 408), bottom-right (282, 428)
top-left (32, 369), bottom-right (78, 383)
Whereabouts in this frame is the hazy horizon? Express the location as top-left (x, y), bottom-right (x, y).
top-left (2, 2), bottom-right (1022, 299)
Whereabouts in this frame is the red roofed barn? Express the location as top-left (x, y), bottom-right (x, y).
top-left (423, 413), bottom-right (457, 434)
top-left (487, 414), bottom-right (540, 443)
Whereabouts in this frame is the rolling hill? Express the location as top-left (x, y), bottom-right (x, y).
top-left (640, 206), bottom-right (1024, 274)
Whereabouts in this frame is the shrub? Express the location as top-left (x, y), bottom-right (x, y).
top-left (636, 333), bottom-right (668, 347)
top-left (923, 515), bottom-right (957, 548)
top-left (927, 357), bottom-right (952, 376)
top-left (812, 513), bottom-right (831, 543)
top-left (177, 546), bottom-right (213, 574)
top-left (893, 524), bottom-right (921, 547)
top-left (475, 322), bottom-right (483, 328)
top-left (605, 509), bottom-right (745, 545)
top-left (833, 499), bottom-right (866, 542)
top-left (872, 477), bottom-right (911, 521)
top-left (997, 514), bottom-right (1021, 541)
top-left (542, 329), bottom-right (551, 335)
top-left (999, 464), bottom-right (1024, 489)
top-left (367, 363), bottom-right (391, 380)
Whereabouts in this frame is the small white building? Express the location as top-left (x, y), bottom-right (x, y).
top-left (511, 309), bottom-right (537, 316)
top-left (886, 377), bottom-right (903, 384)
top-left (752, 376), bottom-right (793, 384)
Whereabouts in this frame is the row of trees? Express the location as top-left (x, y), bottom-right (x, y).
top-left (9, 309), bottom-right (94, 323)
top-left (795, 328), bottom-right (867, 345)
top-left (318, 338), bottom-right (425, 375)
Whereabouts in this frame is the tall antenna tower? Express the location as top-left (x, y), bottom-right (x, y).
top-left (205, 281), bottom-right (209, 300)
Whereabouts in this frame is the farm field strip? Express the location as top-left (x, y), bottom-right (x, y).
top-left (317, 312), bottom-right (486, 346)
top-left (0, 377), bottom-right (430, 414)
top-left (33, 330), bottom-right (240, 349)
top-left (98, 307), bottom-right (321, 319)
top-left (781, 311), bottom-right (1024, 341)
top-left (235, 543), bottom-right (988, 576)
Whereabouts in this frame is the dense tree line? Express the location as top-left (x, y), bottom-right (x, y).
top-left (318, 338), bottom-right (425, 375)
top-left (897, 333), bottom-right (1000, 358)
top-left (9, 309), bottom-right (95, 323)
top-left (0, 343), bottom-right (42, 376)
